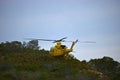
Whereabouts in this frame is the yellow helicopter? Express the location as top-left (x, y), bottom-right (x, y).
top-left (49, 38), bottom-right (78, 57)
top-left (26, 37), bottom-right (95, 57)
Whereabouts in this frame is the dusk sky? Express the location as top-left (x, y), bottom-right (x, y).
top-left (0, 0), bottom-right (120, 62)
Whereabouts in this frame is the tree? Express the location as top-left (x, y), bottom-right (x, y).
top-left (26, 40), bottom-right (40, 50)
top-left (88, 56), bottom-right (120, 80)
top-left (0, 41), bottom-right (23, 53)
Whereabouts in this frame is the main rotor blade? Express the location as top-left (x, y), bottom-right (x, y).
top-left (25, 37), bottom-right (67, 42)
top-left (25, 38), bottom-right (56, 41)
top-left (61, 37), bottom-right (67, 40)
top-left (25, 37), bottom-right (95, 43)
top-left (35, 39), bottom-right (56, 41)
top-left (63, 40), bottom-right (96, 43)
top-left (53, 37), bottom-right (67, 43)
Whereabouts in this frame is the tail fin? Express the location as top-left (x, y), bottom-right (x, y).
top-left (74, 39), bottom-right (78, 44)
top-left (70, 39), bottom-right (78, 50)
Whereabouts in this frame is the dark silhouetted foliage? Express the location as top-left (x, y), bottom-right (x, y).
top-left (25, 40), bottom-right (40, 50)
top-left (88, 56), bottom-right (120, 80)
top-left (0, 40), bottom-right (40, 54)
top-left (1, 41), bottom-right (119, 80)
top-left (0, 41), bottom-right (23, 53)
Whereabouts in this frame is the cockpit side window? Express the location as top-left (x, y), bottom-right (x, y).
top-left (61, 45), bottom-right (66, 49)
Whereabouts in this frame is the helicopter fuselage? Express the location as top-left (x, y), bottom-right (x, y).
top-left (49, 41), bottom-right (76, 57)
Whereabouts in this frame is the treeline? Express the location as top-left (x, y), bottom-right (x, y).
top-left (0, 40), bottom-right (40, 53)
top-left (0, 40), bottom-right (120, 80)
top-left (0, 40), bottom-right (76, 59)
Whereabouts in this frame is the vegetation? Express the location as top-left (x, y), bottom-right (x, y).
top-left (88, 56), bottom-right (120, 80)
top-left (0, 40), bottom-right (119, 80)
